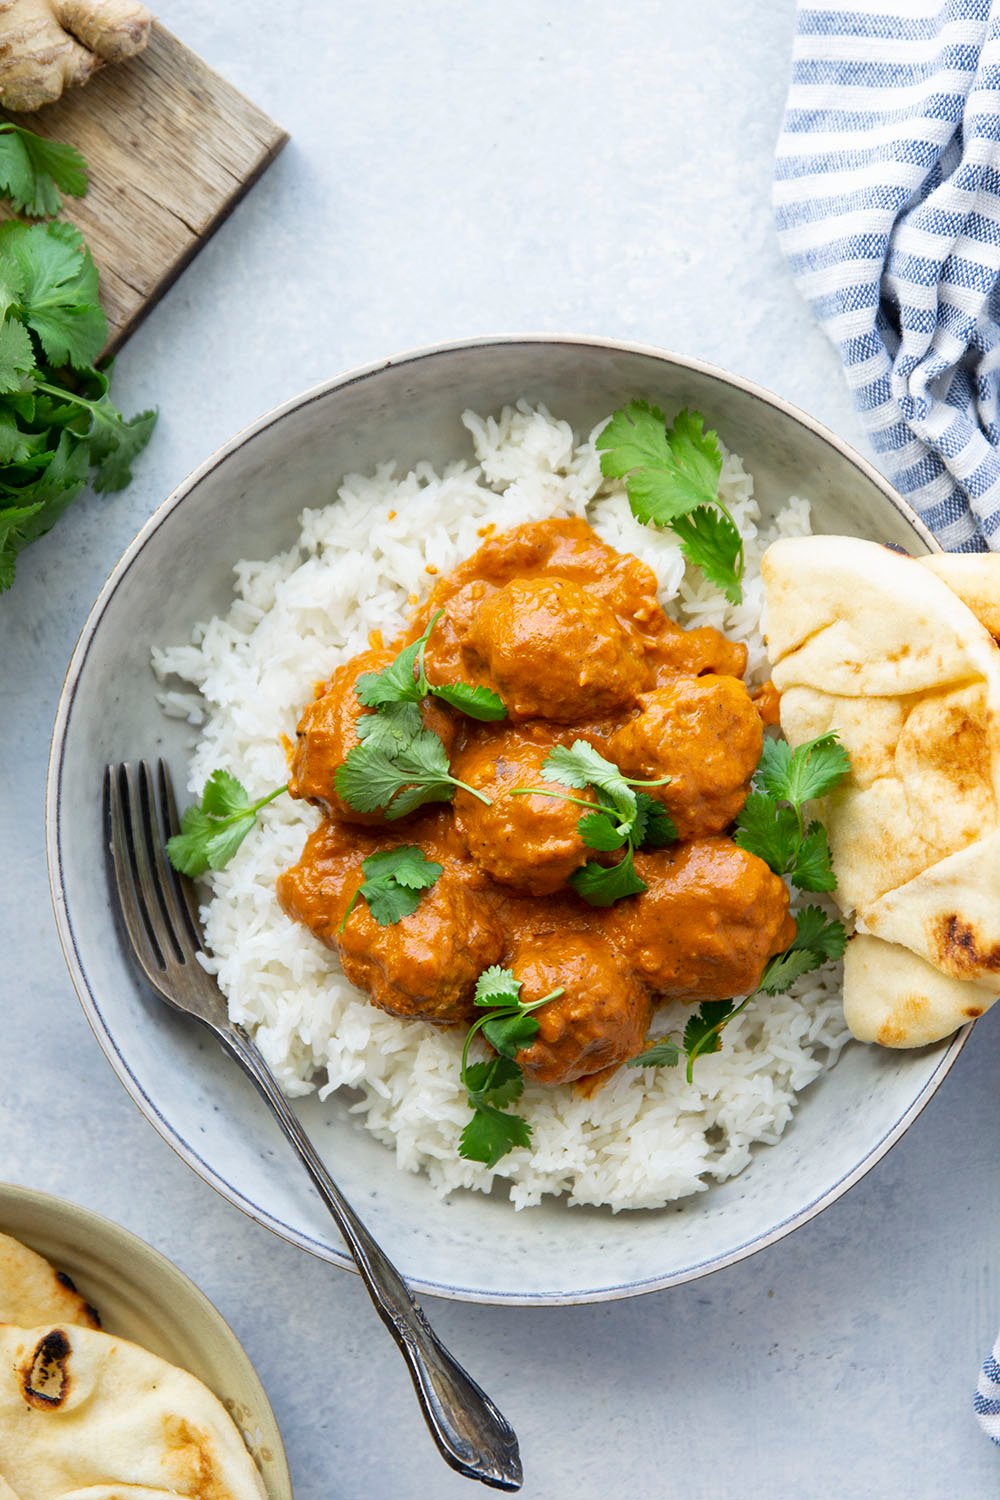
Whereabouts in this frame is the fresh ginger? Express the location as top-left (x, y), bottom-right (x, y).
top-left (0, 0), bottom-right (152, 112)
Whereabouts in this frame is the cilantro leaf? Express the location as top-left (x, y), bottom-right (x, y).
top-left (732, 792), bottom-right (800, 874)
top-left (459, 1104), bottom-right (532, 1168)
top-left (627, 1037), bottom-right (681, 1069)
top-left (90, 405), bottom-right (157, 492)
top-left (597, 401), bottom-right (744, 603)
top-left (355, 701), bottom-right (425, 753)
top-left (789, 821), bottom-right (837, 893)
top-left (166, 776), bottom-right (288, 877)
top-left (356, 638), bottom-right (425, 708)
top-left (0, 317), bottom-right (36, 394)
top-left (757, 945), bottom-right (824, 995)
top-left (339, 845), bottom-right (442, 929)
top-left (2, 221), bottom-right (106, 369)
top-left (570, 848), bottom-right (648, 907)
top-left (336, 718), bottom-right (490, 820)
top-left (633, 793), bottom-right (676, 849)
top-left (682, 999), bottom-right (735, 1066)
top-left (578, 810), bottom-right (628, 851)
top-left (0, 124), bottom-right (88, 218)
top-left (429, 680), bottom-right (507, 720)
top-left (474, 966), bottom-right (522, 1008)
top-left (669, 505), bottom-right (743, 607)
top-left (483, 1011), bottom-right (541, 1058)
top-left (542, 740), bottom-right (636, 823)
top-left (757, 733), bottom-right (851, 806)
top-left (464, 1055), bottom-right (524, 1110)
top-left (789, 905), bottom-right (847, 963)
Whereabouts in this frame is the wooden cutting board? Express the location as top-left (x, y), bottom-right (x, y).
top-left (0, 21), bottom-right (288, 356)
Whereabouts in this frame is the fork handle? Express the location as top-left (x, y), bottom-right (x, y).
top-left (219, 1024), bottom-right (523, 1492)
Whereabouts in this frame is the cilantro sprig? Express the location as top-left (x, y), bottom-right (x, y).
top-left (0, 123), bottom-right (88, 218)
top-left (356, 611), bottom-right (507, 721)
top-left (512, 740), bottom-right (675, 906)
top-left (166, 771), bottom-right (288, 878)
top-left (597, 401), bottom-right (744, 604)
top-left (336, 615), bottom-right (504, 819)
top-left (338, 846), bottom-right (442, 930)
top-left (629, 905), bottom-right (847, 1083)
top-left (458, 966), bottom-right (563, 1168)
top-left (0, 154), bottom-right (156, 589)
top-left (733, 733), bottom-right (850, 892)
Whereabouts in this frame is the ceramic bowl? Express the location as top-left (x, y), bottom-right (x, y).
top-left (46, 334), bottom-right (965, 1305)
top-left (0, 1180), bottom-right (291, 1496)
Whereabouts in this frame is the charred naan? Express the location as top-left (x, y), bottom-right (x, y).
top-left (0, 1322), bottom-right (265, 1500)
top-left (762, 535), bottom-right (1000, 1047)
top-left (0, 1233), bottom-right (99, 1331)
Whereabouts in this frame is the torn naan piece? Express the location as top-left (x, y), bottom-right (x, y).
top-left (0, 1322), bottom-right (266, 1500)
top-left (919, 552), bottom-right (1000, 639)
top-left (762, 534), bottom-right (1000, 1047)
top-left (0, 1233), bottom-right (99, 1331)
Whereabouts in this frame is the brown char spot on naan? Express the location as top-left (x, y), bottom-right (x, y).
top-left (20, 1328), bottom-right (71, 1410)
top-left (937, 914), bottom-right (1000, 977)
top-left (163, 1414), bottom-right (232, 1499)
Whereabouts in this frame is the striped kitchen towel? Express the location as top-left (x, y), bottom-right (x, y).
top-left (773, 0), bottom-right (1000, 553)
top-left (774, 0), bottom-right (1000, 1443)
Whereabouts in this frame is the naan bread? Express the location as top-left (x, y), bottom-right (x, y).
top-left (919, 553), bottom-right (1000, 638)
top-left (0, 1322), bottom-right (265, 1500)
top-left (0, 1233), bottom-right (99, 1330)
top-left (762, 535), bottom-right (1000, 1047)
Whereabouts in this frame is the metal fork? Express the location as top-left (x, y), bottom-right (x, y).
top-left (105, 760), bottom-right (523, 1492)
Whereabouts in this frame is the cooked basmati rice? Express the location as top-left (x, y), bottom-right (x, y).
top-left (154, 401), bottom-right (849, 1211)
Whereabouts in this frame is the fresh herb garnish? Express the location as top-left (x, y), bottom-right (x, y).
top-left (335, 721), bottom-right (491, 820)
top-left (733, 733), bottom-right (850, 892)
top-left (629, 905), bottom-right (847, 1083)
top-left (0, 214), bottom-right (156, 589)
top-left (511, 739), bottom-right (675, 906)
top-left (166, 772), bottom-right (288, 877)
top-left (597, 401), bottom-right (744, 604)
top-left (356, 611), bottom-right (507, 721)
top-left (458, 966), bottom-right (563, 1167)
top-left (338, 845), bottom-right (443, 931)
top-left (0, 123), bottom-right (88, 218)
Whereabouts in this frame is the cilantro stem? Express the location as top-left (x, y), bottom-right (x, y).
top-left (509, 787), bottom-right (599, 811)
top-left (414, 609), bottom-right (444, 690)
top-left (34, 379), bottom-right (117, 426)
top-left (460, 987), bottom-right (564, 1088)
top-left (684, 993), bottom-right (754, 1083)
top-left (210, 782), bottom-right (288, 831)
top-left (449, 775), bottom-right (492, 806)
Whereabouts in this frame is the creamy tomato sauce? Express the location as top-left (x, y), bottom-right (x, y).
top-left (277, 519), bottom-right (792, 1088)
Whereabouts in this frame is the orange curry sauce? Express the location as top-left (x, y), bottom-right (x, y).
top-left (277, 519), bottom-right (793, 1089)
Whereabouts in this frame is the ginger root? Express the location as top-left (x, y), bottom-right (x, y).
top-left (0, 0), bottom-right (152, 112)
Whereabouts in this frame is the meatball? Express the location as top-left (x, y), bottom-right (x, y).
top-left (288, 646), bottom-right (455, 825)
top-left (604, 839), bottom-right (795, 1001)
top-left (466, 576), bottom-right (648, 721)
top-left (510, 932), bottom-right (652, 1086)
top-left (451, 729), bottom-right (594, 895)
top-left (277, 819), bottom-right (503, 1025)
top-left (607, 675), bottom-right (762, 838)
top-left (646, 620), bottom-right (748, 684)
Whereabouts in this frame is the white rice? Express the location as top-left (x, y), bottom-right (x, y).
top-left (154, 401), bottom-right (849, 1212)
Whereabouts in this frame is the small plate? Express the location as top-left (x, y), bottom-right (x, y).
top-left (0, 1180), bottom-right (292, 1498)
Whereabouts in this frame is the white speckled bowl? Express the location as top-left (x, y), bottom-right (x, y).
top-left (0, 1181), bottom-right (291, 1496)
top-left (46, 335), bottom-right (966, 1304)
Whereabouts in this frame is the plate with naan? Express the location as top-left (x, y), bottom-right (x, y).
top-left (0, 1181), bottom-right (291, 1500)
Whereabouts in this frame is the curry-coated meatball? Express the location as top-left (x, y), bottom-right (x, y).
top-left (467, 577), bottom-right (649, 721)
top-left (288, 646), bottom-right (455, 825)
top-left (604, 839), bottom-right (795, 1001)
top-left (276, 818), bottom-right (503, 1025)
top-left (607, 675), bottom-right (762, 838)
top-left (509, 932), bottom-right (652, 1085)
top-left (451, 729), bottom-right (595, 895)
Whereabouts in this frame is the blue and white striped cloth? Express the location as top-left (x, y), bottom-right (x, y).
top-left (774, 0), bottom-right (1000, 552)
top-left (774, 0), bottom-right (1000, 1443)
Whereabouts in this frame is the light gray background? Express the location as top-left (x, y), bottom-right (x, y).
top-left (2, 2), bottom-right (996, 1494)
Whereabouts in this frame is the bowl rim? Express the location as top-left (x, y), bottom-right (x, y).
top-left (45, 331), bottom-right (965, 1305)
top-left (0, 1178), bottom-right (292, 1496)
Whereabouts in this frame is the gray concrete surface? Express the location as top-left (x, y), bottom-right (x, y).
top-left (2, 2), bottom-right (995, 1494)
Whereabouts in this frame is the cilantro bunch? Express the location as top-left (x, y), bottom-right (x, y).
top-left (0, 125), bottom-right (155, 590)
top-left (597, 401), bottom-right (744, 604)
top-left (513, 739), bottom-right (675, 906)
top-left (457, 966), bottom-right (563, 1168)
top-left (630, 732), bottom-right (851, 1081)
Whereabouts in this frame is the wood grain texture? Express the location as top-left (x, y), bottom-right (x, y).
top-left (0, 22), bottom-right (288, 355)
